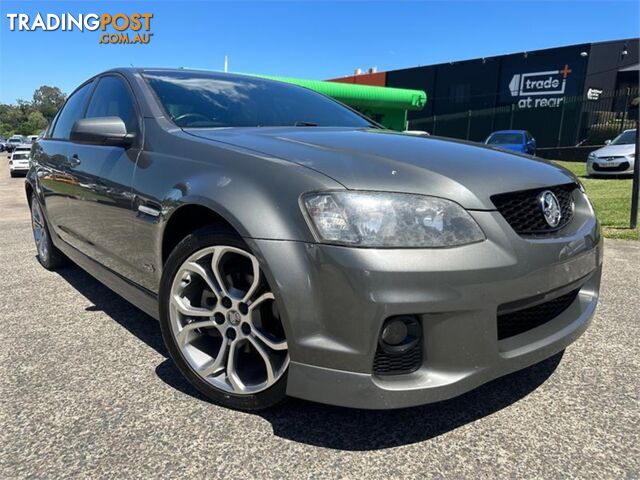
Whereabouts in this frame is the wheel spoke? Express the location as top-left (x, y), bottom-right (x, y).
top-left (241, 254), bottom-right (261, 303)
top-left (247, 292), bottom-right (274, 313)
top-left (181, 261), bottom-right (222, 300)
top-left (247, 337), bottom-right (275, 384)
top-left (172, 295), bottom-right (215, 318)
top-left (211, 248), bottom-right (231, 298)
top-left (251, 328), bottom-right (288, 351)
top-left (199, 339), bottom-right (230, 377)
top-left (32, 215), bottom-right (43, 229)
top-left (176, 319), bottom-right (218, 347)
top-left (226, 340), bottom-right (247, 393)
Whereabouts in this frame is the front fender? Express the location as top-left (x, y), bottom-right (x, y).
top-left (130, 124), bottom-right (343, 291)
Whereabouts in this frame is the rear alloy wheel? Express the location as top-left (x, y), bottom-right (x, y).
top-left (30, 195), bottom-right (67, 270)
top-left (160, 230), bottom-right (289, 410)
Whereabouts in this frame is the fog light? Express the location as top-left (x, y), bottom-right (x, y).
top-left (381, 320), bottom-right (408, 345)
top-left (379, 316), bottom-right (421, 354)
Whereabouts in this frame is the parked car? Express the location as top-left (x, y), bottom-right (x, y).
top-left (5, 136), bottom-right (25, 154)
top-left (0, 138), bottom-right (6, 152)
top-left (27, 134), bottom-right (40, 143)
top-left (26, 69), bottom-right (601, 411)
top-left (587, 129), bottom-right (636, 177)
top-left (13, 143), bottom-right (32, 154)
top-left (9, 150), bottom-right (30, 177)
top-left (485, 130), bottom-right (536, 155)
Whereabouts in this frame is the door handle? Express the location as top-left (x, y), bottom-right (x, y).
top-left (68, 154), bottom-right (81, 167)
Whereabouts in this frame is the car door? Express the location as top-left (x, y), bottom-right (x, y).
top-left (64, 74), bottom-right (141, 277)
top-left (36, 81), bottom-right (95, 245)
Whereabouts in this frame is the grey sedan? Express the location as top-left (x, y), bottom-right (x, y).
top-left (26, 69), bottom-right (602, 410)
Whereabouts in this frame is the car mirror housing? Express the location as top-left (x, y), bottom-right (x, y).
top-left (70, 117), bottom-right (134, 148)
top-left (604, 139), bottom-right (612, 145)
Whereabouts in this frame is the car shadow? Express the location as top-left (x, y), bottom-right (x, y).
top-left (56, 263), bottom-right (564, 451)
top-left (56, 264), bottom-right (167, 356)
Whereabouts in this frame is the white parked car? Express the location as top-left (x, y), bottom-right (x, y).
top-left (13, 143), bottom-right (32, 152)
top-left (587, 129), bottom-right (636, 177)
top-left (13, 143), bottom-right (32, 153)
top-left (9, 149), bottom-right (30, 177)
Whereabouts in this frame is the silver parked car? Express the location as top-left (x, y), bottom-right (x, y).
top-left (587, 129), bottom-right (636, 177)
top-left (27, 69), bottom-right (602, 410)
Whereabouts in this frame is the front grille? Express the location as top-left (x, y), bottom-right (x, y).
top-left (491, 183), bottom-right (577, 236)
top-left (497, 288), bottom-right (580, 340)
top-left (373, 343), bottom-right (422, 375)
top-left (593, 161), bottom-right (630, 172)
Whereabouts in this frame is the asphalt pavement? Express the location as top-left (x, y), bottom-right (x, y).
top-left (1, 164), bottom-right (638, 479)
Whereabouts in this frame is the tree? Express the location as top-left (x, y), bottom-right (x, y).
top-left (25, 111), bottom-right (49, 134)
top-left (0, 105), bottom-right (26, 137)
top-left (0, 85), bottom-right (67, 136)
top-left (32, 85), bottom-right (66, 121)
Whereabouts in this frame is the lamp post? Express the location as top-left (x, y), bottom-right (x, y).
top-left (629, 95), bottom-right (639, 229)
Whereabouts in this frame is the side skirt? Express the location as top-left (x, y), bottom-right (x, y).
top-left (52, 232), bottom-right (160, 320)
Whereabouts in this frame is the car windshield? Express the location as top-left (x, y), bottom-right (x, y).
top-left (611, 130), bottom-right (637, 145)
top-left (143, 70), bottom-right (375, 129)
top-left (13, 153), bottom-right (28, 160)
top-left (9, 139), bottom-right (21, 143)
top-left (487, 133), bottom-right (523, 145)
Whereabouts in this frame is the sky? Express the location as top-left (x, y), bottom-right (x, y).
top-left (0, 0), bottom-right (638, 104)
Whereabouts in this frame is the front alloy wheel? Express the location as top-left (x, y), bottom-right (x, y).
top-left (160, 229), bottom-right (289, 410)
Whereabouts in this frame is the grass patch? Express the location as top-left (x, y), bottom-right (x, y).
top-left (553, 161), bottom-right (639, 240)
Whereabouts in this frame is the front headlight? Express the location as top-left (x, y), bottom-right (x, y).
top-left (302, 191), bottom-right (485, 247)
top-left (587, 153), bottom-right (597, 160)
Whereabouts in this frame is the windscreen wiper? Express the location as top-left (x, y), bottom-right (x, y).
top-left (294, 121), bottom-right (319, 127)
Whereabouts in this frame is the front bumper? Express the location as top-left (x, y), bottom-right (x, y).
top-left (250, 189), bottom-right (602, 409)
top-left (587, 158), bottom-right (635, 175)
top-left (9, 162), bottom-right (29, 172)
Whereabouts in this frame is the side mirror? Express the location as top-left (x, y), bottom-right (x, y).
top-left (604, 139), bottom-right (612, 145)
top-left (70, 117), bottom-right (134, 147)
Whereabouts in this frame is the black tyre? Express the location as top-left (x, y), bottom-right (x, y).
top-left (159, 226), bottom-right (289, 411)
top-left (30, 194), bottom-right (68, 270)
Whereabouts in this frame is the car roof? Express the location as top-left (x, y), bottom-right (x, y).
top-left (102, 67), bottom-right (303, 87)
top-left (490, 130), bottom-right (526, 134)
